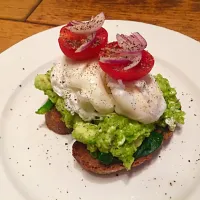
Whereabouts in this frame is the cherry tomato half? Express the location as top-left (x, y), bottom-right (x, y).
top-left (99, 42), bottom-right (154, 81)
top-left (58, 26), bottom-right (108, 61)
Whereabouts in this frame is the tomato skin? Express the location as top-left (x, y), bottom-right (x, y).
top-left (58, 27), bottom-right (108, 61)
top-left (99, 42), bottom-right (154, 81)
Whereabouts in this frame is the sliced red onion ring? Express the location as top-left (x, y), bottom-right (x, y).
top-left (133, 32), bottom-right (147, 46)
top-left (75, 32), bottom-right (96, 53)
top-left (116, 33), bottom-right (147, 52)
top-left (123, 52), bottom-right (142, 70)
top-left (67, 12), bottom-right (105, 34)
top-left (100, 51), bottom-right (142, 70)
top-left (100, 32), bottom-right (145, 71)
top-left (99, 57), bottom-right (130, 64)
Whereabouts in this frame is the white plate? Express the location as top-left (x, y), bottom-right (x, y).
top-left (0, 20), bottom-right (200, 200)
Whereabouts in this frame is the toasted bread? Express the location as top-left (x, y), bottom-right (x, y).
top-left (72, 130), bottom-right (173, 174)
top-left (45, 108), bottom-right (72, 135)
top-left (72, 141), bottom-right (153, 174)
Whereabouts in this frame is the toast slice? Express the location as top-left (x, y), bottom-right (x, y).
top-left (45, 108), bottom-right (173, 174)
top-left (72, 141), bottom-right (153, 174)
top-left (72, 129), bottom-right (172, 175)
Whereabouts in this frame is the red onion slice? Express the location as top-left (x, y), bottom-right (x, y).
top-left (123, 52), bottom-right (142, 70)
top-left (100, 57), bottom-right (129, 64)
top-left (100, 52), bottom-right (142, 70)
top-left (67, 12), bottom-right (105, 34)
top-left (116, 33), bottom-right (147, 52)
top-left (75, 32), bottom-right (96, 53)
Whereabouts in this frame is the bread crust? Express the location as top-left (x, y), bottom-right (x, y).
top-left (45, 108), bottom-right (72, 135)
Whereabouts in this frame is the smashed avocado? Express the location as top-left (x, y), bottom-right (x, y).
top-left (35, 70), bottom-right (185, 169)
top-left (155, 74), bottom-right (185, 131)
top-left (72, 115), bottom-right (155, 169)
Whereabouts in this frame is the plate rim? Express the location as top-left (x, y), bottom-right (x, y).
top-left (0, 20), bottom-right (200, 200)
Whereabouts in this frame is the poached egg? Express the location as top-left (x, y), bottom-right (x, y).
top-left (51, 57), bottom-right (115, 121)
top-left (51, 57), bottom-right (166, 124)
top-left (107, 74), bottom-right (167, 124)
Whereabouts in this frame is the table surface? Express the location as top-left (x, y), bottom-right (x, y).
top-left (0, 0), bottom-right (199, 53)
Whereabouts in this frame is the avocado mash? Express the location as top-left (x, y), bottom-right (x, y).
top-left (155, 74), bottom-right (185, 131)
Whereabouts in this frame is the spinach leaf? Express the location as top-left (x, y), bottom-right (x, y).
top-left (98, 152), bottom-right (114, 165)
top-left (134, 131), bottom-right (163, 159)
top-left (35, 99), bottom-right (54, 114)
top-left (90, 151), bottom-right (121, 165)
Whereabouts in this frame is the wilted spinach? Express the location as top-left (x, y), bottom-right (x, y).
top-left (133, 131), bottom-right (163, 159)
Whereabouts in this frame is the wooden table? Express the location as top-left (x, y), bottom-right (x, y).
top-left (0, 0), bottom-right (199, 53)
